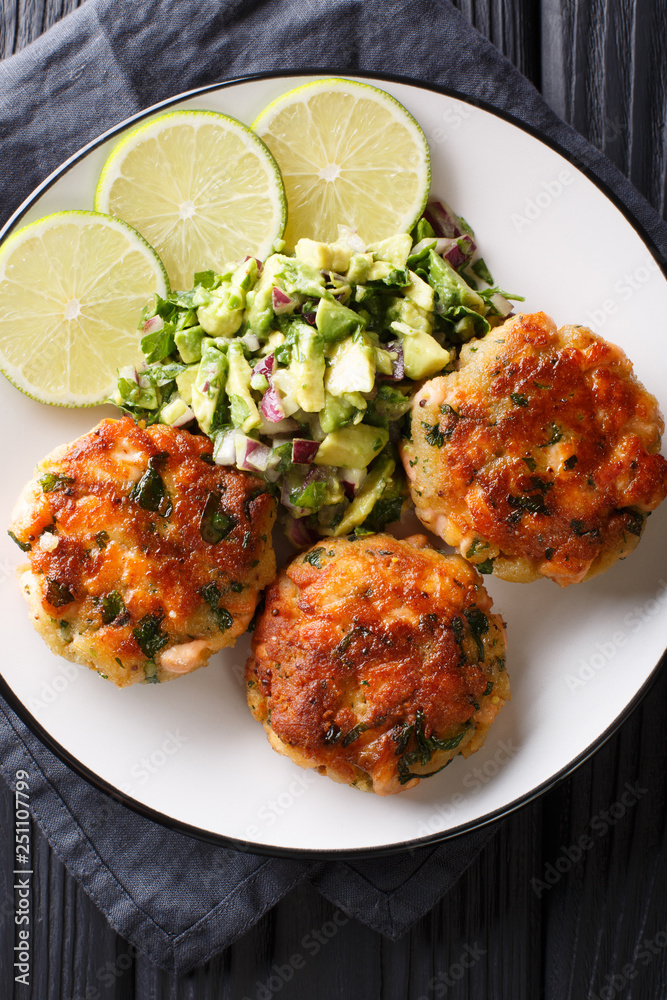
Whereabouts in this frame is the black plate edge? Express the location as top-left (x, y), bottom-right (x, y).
top-left (1, 67), bottom-right (666, 860)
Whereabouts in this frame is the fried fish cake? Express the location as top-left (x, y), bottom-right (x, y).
top-left (245, 534), bottom-right (509, 795)
top-left (402, 312), bottom-right (667, 587)
top-left (9, 417), bottom-right (276, 687)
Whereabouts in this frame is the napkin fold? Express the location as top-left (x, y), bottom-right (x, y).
top-left (1, 0), bottom-right (665, 976)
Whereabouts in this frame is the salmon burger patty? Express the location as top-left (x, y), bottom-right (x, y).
top-left (9, 417), bottom-right (276, 686)
top-left (245, 533), bottom-right (509, 795)
top-left (402, 312), bottom-right (667, 587)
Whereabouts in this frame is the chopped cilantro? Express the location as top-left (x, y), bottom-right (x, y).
top-left (45, 579), bottom-right (74, 608)
top-left (39, 472), bottom-right (74, 493)
top-left (129, 453), bottom-right (172, 516)
top-left (200, 491), bottom-right (237, 544)
top-left (7, 530), bottom-right (30, 552)
top-left (132, 611), bottom-right (168, 658)
top-left (421, 421), bottom-right (445, 447)
top-left (510, 392), bottom-right (529, 407)
top-left (563, 455), bottom-right (578, 470)
top-left (304, 547), bottom-right (326, 568)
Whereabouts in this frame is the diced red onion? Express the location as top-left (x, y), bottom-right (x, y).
top-left (410, 237), bottom-right (438, 256)
top-left (260, 384), bottom-right (286, 423)
top-left (341, 467), bottom-right (367, 499)
top-left (291, 439), bottom-right (320, 464)
top-left (253, 353), bottom-right (276, 378)
top-left (203, 380), bottom-right (210, 393)
top-left (381, 340), bottom-right (405, 381)
top-left (283, 516), bottom-right (319, 548)
top-left (301, 310), bottom-right (317, 325)
top-left (171, 404), bottom-right (195, 428)
top-left (424, 200), bottom-right (465, 239)
top-left (258, 415), bottom-right (300, 436)
top-left (272, 287), bottom-right (295, 314)
top-left (489, 292), bottom-right (513, 317)
top-left (141, 315), bottom-right (164, 334)
top-left (442, 234), bottom-right (476, 271)
top-left (213, 430), bottom-right (237, 466)
top-left (337, 225), bottom-right (366, 253)
top-left (244, 255), bottom-right (262, 273)
top-left (236, 436), bottom-right (273, 472)
top-left (240, 332), bottom-right (260, 352)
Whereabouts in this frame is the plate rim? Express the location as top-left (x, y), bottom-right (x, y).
top-left (1, 67), bottom-right (665, 859)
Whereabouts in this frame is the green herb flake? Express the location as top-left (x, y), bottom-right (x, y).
top-left (624, 509), bottom-right (645, 537)
top-left (95, 530), bottom-right (109, 549)
top-left (484, 681), bottom-right (494, 695)
top-left (544, 547), bottom-right (555, 560)
top-left (507, 494), bottom-right (551, 516)
top-left (304, 547), bottom-right (326, 568)
top-left (421, 421), bottom-right (444, 448)
top-left (563, 455), bottom-right (578, 470)
top-left (99, 591), bottom-right (126, 625)
top-left (200, 582), bottom-right (234, 631)
top-left (45, 579), bottom-right (74, 608)
top-left (39, 472), bottom-right (75, 494)
top-left (324, 723), bottom-right (342, 746)
top-left (7, 530), bottom-right (30, 552)
top-left (129, 453), bottom-right (172, 517)
top-left (540, 423), bottom-right (562, 447)
top-left (396, 708), bottom-right (467, 784)
top-left (510, 393), bottom-right (529, 407)
top-left (464, 607), bottom-right (489, 662)
top-left (200, 491), bottom-right (238, 544)
top-left (132, 611), bottom-right (169, 658)
top-left (143, 660), bottom-right (160, 684)
top-left (477, 558), bottom-right (494, 574)
top-left (341, 723), bottom-right (367, 748)
top-left (522, 456), bottom-right (537, 472)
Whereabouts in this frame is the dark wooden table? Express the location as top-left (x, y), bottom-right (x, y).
top-left (1, 1), bottom-right (666, 997)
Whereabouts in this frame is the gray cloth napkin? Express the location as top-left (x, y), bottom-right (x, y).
top-left (1, 0), bottom-right (665, 976)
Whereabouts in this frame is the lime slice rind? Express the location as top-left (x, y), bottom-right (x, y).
top-left (94, 110), bottom-right (287, 291)
top-left (0, 210), bottom-right (169, 408)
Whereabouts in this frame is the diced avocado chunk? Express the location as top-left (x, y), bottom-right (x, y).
top-left (320, 392), bottom-right (364, 433)
top-left (295, 239), bottom-right (351, 273)
top-left (226, 341), bottom-right (260, 432)
top-left (315, 297), bottom-right (363, 342)
top-left (385, 296), bottom-right (433, 335)
top-left (367, 234), bottom-right (412, 268)
top-left (191, 342), bottom-right (228, 434)
top-left (428, 250), bottom-right (485, 312)
top-left (331, 452), bottom-right (396, 535)
top-left (314, 424), bottom-right (389, 469)
top-left (325, 333), bottom-right (376, 396)
top-left (245, 255), bottom-right (290, 338)
top-left (405, 270), bottom-right (435, 312)
top-left (174, 325), bottom-right (207, 363)
top-left (277, 257), bottom-right (328, 299)
top-left (160, 398), bottom-right (192, 426)
top-left (197, 258), bottom-right (258, 337)
top-left (291, 326), bottom-right (325, 412)
top-left (392, 322), bottom-right (451, 379)
top-left (175, 365), bottom-right (199, 405)
top-left (345, 253), bottom-right (373, 284)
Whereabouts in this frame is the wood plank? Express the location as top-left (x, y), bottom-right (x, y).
top-left (540, 0), bottom-right (667, 214)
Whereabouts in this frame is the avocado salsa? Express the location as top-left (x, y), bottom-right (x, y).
top-left (114, 206), bottom-right (522, 543)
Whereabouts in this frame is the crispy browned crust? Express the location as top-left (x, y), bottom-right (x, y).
top-left (9, 417), bottom-right (276, 686)
top-left (246, 534), bottom-right (509, 795)
top-left (402, 312), bottom-right (667, 587)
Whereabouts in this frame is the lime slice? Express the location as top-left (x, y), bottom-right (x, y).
top-left (0, 210), bottom-right (168, 407)
top-left (252, 78), bottom-right (431, 250)
top-left (95, 110), bottom-right (287, 290)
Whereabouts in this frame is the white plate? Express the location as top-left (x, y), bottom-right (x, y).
top-left (1, 72), bottom-right (666, 857)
